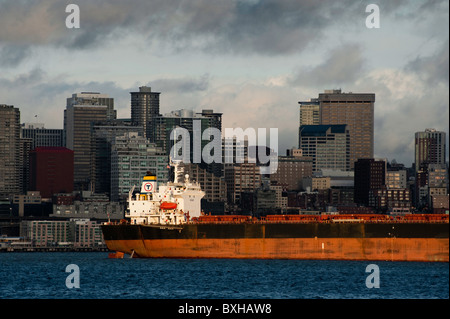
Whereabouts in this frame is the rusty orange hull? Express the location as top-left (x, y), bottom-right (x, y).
top-left (104, 237), bottom-right (449, 262)
top-left (102, 222), bottom-right (449, 262)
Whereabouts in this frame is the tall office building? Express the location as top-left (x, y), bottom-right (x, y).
top-left (298, 98), bottom-right (320, 126)
top-left (64, 92), bottom-right (115, 190)
top-left (29, 147), bottom-right (74, 198)
top-left (414, 128), bottom-right (446, 172)
top-left (318, 90), bottom-right (375, 169)
top-left (354, 158), bottom-right (386, 206)
top-left (0, 104), bottom-right (21, 196)
top-left (269, 149), bottom-right (313, 191)
top-left (299, 125), bottom-right (350, 172)
top-left (153, 109), bottom-right (223, 177)
top-left (21, 123), bottom-right (64, 149)
top-left (130, 86), bottom-right (160, 140)
top-left (110, 132), bottom-right (168, 201)
top-left (224, 162), bottom-right (261, 206)
top-left (91, 119), bottom-right (144, 196)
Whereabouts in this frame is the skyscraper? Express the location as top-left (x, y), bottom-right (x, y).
top-left (130, 86), bottom-right (160, 140)
top-left (153, 109), bottom-right (223, 177)
top-left (0, 104), bottom-right (21, 196)
top-left (110, 132), bottom-right (168, 201)
top-left (354, 158), bottom-right (386, 206)
top-left (298, 98), bottom-right (320, 126)
top-left (414, 128), bottom-right (446, 172)
top-left (269, 150), bottom-right (313, 191)
top-left (64, 92), bottom-right (115, 190)
top-left (318, 90), bottom-right (375, 169)
top-left (91, 119), bottom-right (145, 196)
top-left (21, 123), bottom-right (64, 149)
top-left (29, 147), bottom-right (74, 198)
top-left (299, 124), bottom-right (350, 172)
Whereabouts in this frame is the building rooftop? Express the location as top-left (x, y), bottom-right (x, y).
top-left (32, 147), bottom-right (73, 153)
top-left (300, 124), bottom-right (347, 135)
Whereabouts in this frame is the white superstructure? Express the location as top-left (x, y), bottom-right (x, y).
top-left (126, 160), bottom-right (205, 225)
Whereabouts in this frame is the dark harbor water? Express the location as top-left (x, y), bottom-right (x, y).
top-left (0, 252), bottom-right (448, 299)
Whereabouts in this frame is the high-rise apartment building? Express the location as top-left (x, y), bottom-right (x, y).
top-left (318, 90), bottom-right (375, 169)
top-left (299, 125), bottom-right (350, 172)
top-left (130, 86), bottom-right (160, 140)
top-left (414, 128), bottom-right (446, 172)
top-left (64, 92), bottom-right (115, 190)
top-left (0, 104), bottom-right (21, 196)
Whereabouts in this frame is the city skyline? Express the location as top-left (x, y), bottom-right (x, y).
top-left (0, 0), bottom-right (448, 166)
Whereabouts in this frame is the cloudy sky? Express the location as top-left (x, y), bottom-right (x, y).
top-left (0, 0), bottom-right (448, 166)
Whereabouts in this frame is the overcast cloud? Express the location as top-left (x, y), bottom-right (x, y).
top-left (0, 0), bottom-right (448, 166)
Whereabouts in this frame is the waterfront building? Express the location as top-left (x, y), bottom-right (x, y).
top-left (20, 220), bottom-right (72, 247)
top-left (19, 219), bottom-right (105, 248)
top-left (51, 192), bottom-right (123, 220)
top-left (72, 219), bottom-right (106, 248)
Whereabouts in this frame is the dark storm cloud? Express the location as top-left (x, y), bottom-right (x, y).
top-left (149, 74), bottom-right (210, 93)
top-left (0, 0), bottom-right (382, 59)
top-left (0, 45), bottom-right (31, 67)
top-left (405, 40), bottom-right (449, 84)
top-left (0, 68), bottom-right (213, 124)
top-left (288, 43), bottom-right (366, 87)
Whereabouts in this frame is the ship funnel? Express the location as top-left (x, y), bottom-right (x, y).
top-left (141, 171), bottom-right (157, 193)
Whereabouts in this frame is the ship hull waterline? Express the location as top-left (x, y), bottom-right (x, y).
top-left (102, 223), bottom-right (449, 262)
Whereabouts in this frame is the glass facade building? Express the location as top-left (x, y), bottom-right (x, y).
top-left (299, 124), bottom-right (350, 172)
top-left (110, 132), bottom-right (168, 201)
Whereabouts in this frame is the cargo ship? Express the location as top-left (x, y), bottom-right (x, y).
top-left (102, 162), bottom-right (449, 262)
